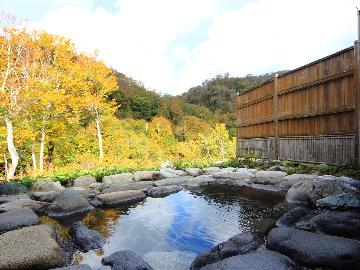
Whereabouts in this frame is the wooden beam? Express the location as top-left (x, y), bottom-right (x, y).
top-left (274, 74), bottom-right (279, 160)
top-left (354, 40), bottom-right (360, 167)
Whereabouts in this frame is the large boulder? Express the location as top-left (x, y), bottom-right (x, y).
top-left (102, 173), bottom-right (134, 185)
top-left (45, 188), bottom-right (93, 219)
top-left (183, 175), bottom-right (214, 187)
top-left (96, 190), bottom-right (146, 207)
top-left (267, 227), bottom-right (360, 269)
top-left (254, 170), bottom-right (288, 185)
top-left (185, 168), bottom-right (203, 177)
top-left (102, 250), bottom-right (154, 270)
top-left (52, 265), bottom-right (92, 270)
top-left (147, 186), bottom-right (182, 197)
top-left (276, 207), bottom-right (310, 227)
top-left (31, 180), bottom-right (63, 192)
top-left (0, 199), bottom-right (47, 212)
top-left (278, 174), bottom-right (317, 190)
top-left (0, 182), bottom-right (27, 195)
top-left (101, 182), bottom-right (154, 194)
top-left (73, 175), bottom-right (97, 188)
top-left (160, 168), bottom-right (186, 178)
top-left (200, 250), bottom-right (296, 270)
top-left (0, 193), bottom-right (30, 204)
top-left (153, 177), bottom-right (190, 187)
top-left (68, 222), bottom-right (105, 252)
top-left (0, 208), bottom-right (40, 233)
top-left (0, 225), bottom-right (66, 270)
top-left (189, 232), bottom-right (263, 269)
top-left (316, 193), bottom-right (360, 210)
top-left (286, 176), bottom-right (358, 206)
top-left (31, 191), bottom-right (59, 202)
top-left (134, 171), bottom-right (162, 181)
top-left (212, 171), bottom-right (255, 181)
top-left (202, 167), bottom-right (221, 175)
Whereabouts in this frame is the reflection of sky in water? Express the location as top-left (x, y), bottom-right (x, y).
top-left (79, 188), bottom-right (287, 270)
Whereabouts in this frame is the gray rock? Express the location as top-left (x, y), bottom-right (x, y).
top-left (249, 183), bottom-right (286, 194)
top-left (185, 168), bottom-right (203, 176)
top-left (31, 179), bottom-right (63, 192)
top-left (134, 171), bottom-right (162, 181)
top-left (190, 232), bottom-right (263, 269)
top-left (279, 174), bottom-right (317, 190)
top-left (97, 190), bottom-right (146, 207)
top-left (221, 167), bottom-right (237, 172)
top-left (52, 265), bottom-right (93, 270)
top-left (45, 188), bottom-right (93, 218)
top-left (0, 208), bottom-right (40, 232)
top-left (0, 193), bottom-right (30, 204)
top-left (213, 171), bottom-right (255, 181)
top-left (102, 250), bottom-right (154, 270)
top-left (202, 167), bottom-right (221, 174)
top-left (75, 188), bottom-right (99, 200)
top-left (143, 251), bottom-right (196, 270)
top-left (102, 173), bottom-right (134, 185)
top-left (73, 175), bottom-right (97, 188)
top-left (0, 182), bottom-right (27, 195)
top-left (183, 175), bottom-right (214, 187)
top-left (254, 170), bottom-right (288, 185)
top-left (316, 193), bottom-right (360, 210)
top-left (101, 182), bottom-right (154, 193)
top-left (154, 177), bottom-right (190, 186)
top-left (88, 198), bottom-right (103, 207)
top-left (160, 168), bottom-right (185, 178)
top-left (267, 227), bottom-right (360, 269)
top-left (147, 186), bottom-right (182, 197)
top-left (276, 207), bottom-right (310, 227)
top-left (0, 224), bottom-right (66, 270)
top-left (31, 191), bottom-right (59, 202)
top-left (0, 199), bottom-right (47, 212)
top-left (68, 222), bottom-right (105, 252)
top-left (89, 182), bottom-right (108, 191)
top-left (200, 250), bottom-right (296, 270)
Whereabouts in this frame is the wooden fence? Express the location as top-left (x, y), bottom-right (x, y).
top-left (236, 42), bottom-right (360, 165)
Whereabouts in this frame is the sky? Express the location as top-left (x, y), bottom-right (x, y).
top-left (1, 0), bottom-right (359, 95)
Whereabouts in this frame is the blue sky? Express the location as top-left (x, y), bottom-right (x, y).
top-left (1, 0), bottom-right (359, 95)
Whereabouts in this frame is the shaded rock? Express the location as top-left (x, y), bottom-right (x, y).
top-left (200, 250), bottom-right (296, 270)
top-left (89, 182), bottom-right (108, 191)
top-left (31, 191), bottom-right (59, 202)
top-left (134, 171), bottom-right (162, 181)
top-left (97, 190), bottom-right (146, 207)
top-left (101, 182), bottom-right (154, 193)
top-left (0, 193), bottom-right (30, 204)
top-left (52, 265), bottom-right (92, 270)
top-left (267, 227), bottom-right (360, 269)
top-left (45, 188), bottom-right (93, 219)
top-left (0, 224), bottom-right (66, 270)
top-left (249, 183), bottom-right (286, 195)
top-left (154, 177), bottom-right (190, 186)
top-left (144, 251), bottom-right (196, 270)
top-left (147, 186), bottom-right (182, 197)
top-left (88, 198), bottom-right (103, 207)
top-left (254, 170), bottom-right (288, 184)
top-left (102, 173), bottom-right (134, 185)
top-left (185, 168), bottom-right (203, 177)
top-left (160, 168), bottom-right (185, 178)
top-left (102, 250), bottom-right (154, 270)
top-left (0, 208), bottom-right (40, 232)
top-left (190, 231), bottom-right (263, 269)
top-left (316, 193), bottom-right (360, 210)
top-left (31, 179), bottom-right (63, 192)
top-left (183, 175), bottom-right (214, 187)
top-left (0, 199), bottom-right (48, 212)
top-left (73, 175), bottom-right (97, 188)
top-left (279, 174), bottom-right (317, 190)
top-left (276, 207), bottom-right (310, 227)
top-left (202, 167), bottom-right (221, 174)
top-left (68, 221), bottom-right (105, 252)
top-left (294, 220), bottom-right (317, 232)
top-left (213, 171), bottom-right (255, 181)
top-left (73, 188), bottom-right (99, 200)
top-left (0, 182), bottom-right (27, 195)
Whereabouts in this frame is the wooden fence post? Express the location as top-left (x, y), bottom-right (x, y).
top-left (274, 74), bottom-right (279, 160)
top-left (354, 40), bottom-right (360, 167)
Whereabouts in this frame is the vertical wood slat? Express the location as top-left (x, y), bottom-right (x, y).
top-left (274, 74), bottom-right (279, 159)
top-left (354, 40), bottom-right (360, 166)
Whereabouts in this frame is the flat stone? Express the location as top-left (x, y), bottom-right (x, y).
top-left (31, 191), bottom-right (59, 202)
top-left (68, 222), bottom-right (105, 252)
top-left (0, 182), bottom-right (28, 195)
top-left (45, 188), bottom-right (93, 219)
top-left (267, 227), bottom-right (360, 269)
top-left (160, 168), bottom-right (186, 178)
top-left (52, 265), bottom-right (93, 270)
top-left (154, 177), bottom-right (190, 187)
top-left (73, 175), bottom-right (97, 188)
top-left (316, 193), bottom-right (360, 210)
top-left (0, 224), bottom-right (66, 270)
top-left (221, 167), bottom-right (237, 172)
top-left (185, 168), bottom-right (203, 176)
top-left (279, 174), bottom-right (318, 190)
top-left (144, 251), bottom-right (196, 270)
top-left (102, 250), bottom-right (154, 270)
top-left (200, 250), bottom-right (296, 270)
top-left (97, 190), bottom-right (146, 207)
top-left (276, 207), bottom-right (310, 227)
top-left (0, 208), bottom-right (40, 233)
top-left (147, 186), bottom-right (182, 197)
top-left (102, 173), bottom-right (134, 185)
top-left (183, 175), bottom-right (214, 187)
top-left (0, 193), bottom-right (30, 204)
top-left (189, 232), bottom-right (263, 269)
top-left (202, 167), bottom-right (221, 174)
top-left (31, 179), bottom-right (63, 192)
top-left (134, 171), bottom-right (162, 181)
top-left (0, 199), bottom-right (48, 212)
top-left (89, 182), bottom-right (108, 191)
top-left (213, 171), bottom-right (255, 181)
top-left (249, 184), bottom-right (285, 194)
top-left (101, 182), bottom-right (154, 194)
top-left (254, 171), bottom-right (288, 185)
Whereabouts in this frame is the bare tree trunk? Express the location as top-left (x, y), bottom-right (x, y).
top-left (95, 111), bottom-right (104, 161)
top-left (31, 142), bottom-right (37, 178)
top-left (3, 155), bottom-right (8, 180)
top-left (5, 117), bottom-right (19, 180)
top-left (39, 127), bottom-right (45, 175)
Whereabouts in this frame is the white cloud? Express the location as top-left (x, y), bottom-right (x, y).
top-left (28, 0), bottom-right (358, 95)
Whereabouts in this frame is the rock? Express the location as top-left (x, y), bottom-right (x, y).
top-left (202, 167), bottom-right (221, 174)
top-left (73, 175), bottom-right (97, 188)
top-left (102, 250), bottom-right (154, 270)
top-left (0, 182), bottom-right (27, 195)
top-left (97, 190), bottom-right (146, 207)
top-left (267, 227), bottom-right (360, 269)
top-left (221, 167), bottom-right (237, 172)
top-left (75, 188), bottom-right (99, 200)
top-left (147, 186), bottom-right (182, 197)
top-left (102, 173), bottom-right (134, 185)
top-left (213, 171), bottom-right (255, 181)
top-left (101, 182), bottom-right (154, 194)
top-left (0, 224), bottom-right (66, 270)
top-left (68, 221), bottom-right (105, 252)
top-left (185, 168), bottom-right (203, 176)
top-left (286, 176), bottom-right (358, 206)
top-left (316, 162), bottom-right (329, 169)
top-left (154, 177), bottom-right (190, 187)
top-left (276, 207), bottom-right (310, 227)
top-left (249, 184), bottom-right (285, 194)
top-left (31, 191), bottom-right (59, 202)
top-left (189, 232), bottom-right (263, 269)
top-left (160, 161), bottom-right (173, 168)
top-left (0, 208), bottom-right (40, 232)
top-left (254, 170), bottom-right (288, 184)
top-left (316, 193), bottom-right (360, 210)
top-left (88, 198), bottom-right (103, 207)
top-left (89, 182), bottom-right (108, 191)
top-left (278, 174), bottom-right (317, 190)
top-left (45, 188), bottom-right (93, 219)
top-left (160, 168), bottom-right (185, 178)
top-left (52, 265), bottom-right (93, 270)
top-left (200, 250), bottom-right (296, 270)
top-left (31, 180), bottom-right (63, 192)
top-left (134, 171), bottom-right (162, 181)
top-left (0, 199), bottom-right (48, 212)
top-left (144, 251), bottom-right (196, 270)
top-left (183, 175), bottom-right (214, 187)
top-left (0, 193), bottom-right (30, 204)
